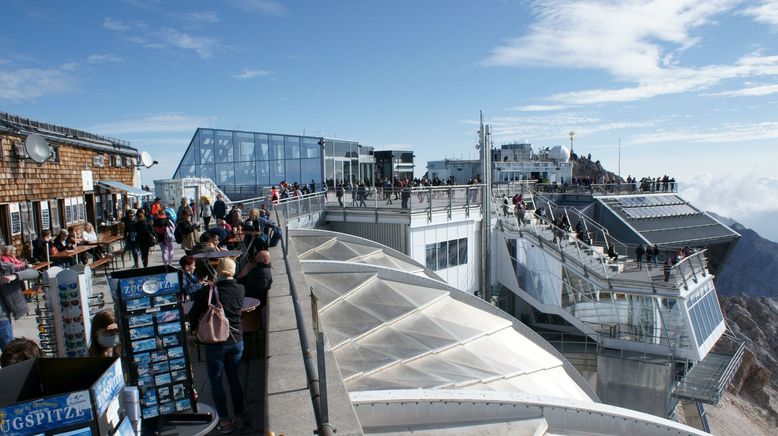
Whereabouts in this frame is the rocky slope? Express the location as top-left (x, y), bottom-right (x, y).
top-left (713, 221), bottom-right (778, 297)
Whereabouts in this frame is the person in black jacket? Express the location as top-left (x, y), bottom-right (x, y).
top-left (32, 230), bottom-right (53, 263)
top-left (213, 194), bottom-right (227, 221)
top-left (188, 257), bottom-right (245, 433)
top-left (236, 249), bottom-right (272, 305)
top-left (133, 211), bottom-right (155, 267)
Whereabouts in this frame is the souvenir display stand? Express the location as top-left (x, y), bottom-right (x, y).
top-left (38, 267), bottom-right (94, 358)
top-left (109, 266), bottom-right (203, 430)
top-left (0, 357), bottom-right (126, 435)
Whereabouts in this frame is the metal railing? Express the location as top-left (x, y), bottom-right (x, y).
top-left (323, 184), bottom-right (485, 218)
top-left (0, 111), bottom-right (132, 147)
top-left (535, 182), bottom-right (679, 195)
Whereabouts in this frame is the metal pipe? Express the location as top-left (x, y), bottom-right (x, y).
top-left (274, 207), bottom-right (334, 436)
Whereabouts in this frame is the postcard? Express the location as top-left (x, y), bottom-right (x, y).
top-left (142, 406), bottom-right (159, 419)
top-left (157, 386), bottom-right (171, 403)
top-left (128, 313), bottom-right (153, 328)
top-left (130, 325), bottom-right (155, 340)
top-left (154, 294), bottom-right (177, 306)
top-left (152, 350), bottom-right (168, 362)
top-left (157, 322), bottom-right (181, 335)
top-left (175, 399), bottom-right (191, 412)
top-left (169, 358), bottom-right (186, 371)
top-left (126, 296), bottom-right (151, 311)
top-left (137, 376), bottom-right (154, 389)
top-left (132, 338), bottom-right (157, 353)
top-left (137, 364), bottom-right (151, 377)
top-left (133, 352), bottom-right (150, 365)
top-left (143, 389), bottom-right (157, 406)
top-left (172, 384), bottom-right (186, 400)
top-left (159, 403), bottom-right (175, 415)
top-left (156, 310), bottom-right (179, 324)
top-left (154, 373), bottom-right (171, 385)
top-left (167, 346), bottom-right (184, 359)
top-left (161, 334), bottom-right (179, 347)
top-left (152, 361), bottom-right (169, 373)
top-left (170, 370), bottom-right (188, 382)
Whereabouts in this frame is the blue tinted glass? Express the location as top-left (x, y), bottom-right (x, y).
top-left (302, 138), bottom-right (320, 158)
top-left (437, 241), bottom-right (447, 270)
top-left (199, 130), bottom-right (214, 164)
top-left (426, 244), bottom-right (436, 270)
top-left (177, 165), bottom-right (196, 178)
top-left (255, 134), bottom-right (269, 160)
top-left (270, 136), bottom-right (284, 160)
top-left (300, 158), bottom-right (321, 184)
top-left (270, 160), bottom-right (285, 184)
top-left (285, 159), bottom-right (301, 183)
top-left (256, 161), bottom-right (270, 186)
top-left (215, 163), bottom-right (235, 185)
top-left (214, 131), bottom-right (233, 163)
top-left (180, 139), bottom-right (196, 165)
top-left (197, 164), bottom-right (214, 180)
top-left (236, 132), bottom-right (255, 162)
top-left (285, 136), bottom-right (301, 159)
top-left (235, 162), bottom-right (256, 185)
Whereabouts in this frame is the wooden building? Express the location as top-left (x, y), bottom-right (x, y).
top-left (0, 111), bottom-right (149, 257)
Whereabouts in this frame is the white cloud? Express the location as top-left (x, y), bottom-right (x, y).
top-left (463, 112), bottom-right (655, 142)
top-left (630, 121), bottom-right (778, 144)
top-left (0, 66), bottom-right (77, 101)
top-left (232, 68), bottom-right (271, 79)
top-left (681, 173), bottom-right (778, 240)
top-left (127, 28), bottom-right (222, 58)
top-left (742, 0), bottom-right (778, 31)
top-left (103, 17), bottom-right (130, 31)
top-left (178, 11), bottom-right (219, 23)
top-left (225, 0), bottom-right (288, 16)
top-left (87, 53), bottom-right (123, 64)
top-left (88, 113), bottom-right (212, 135)
top-left (509, 104), bottom-right (572, 112)
top-left (484, 1), bottom-right (778, 105)
top-left (708, 83), bottom-right (778, 97)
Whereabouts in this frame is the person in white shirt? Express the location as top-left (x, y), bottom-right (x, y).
top-left (81, 222), bottom-right (104, 260)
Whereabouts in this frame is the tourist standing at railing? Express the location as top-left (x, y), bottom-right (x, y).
top-left (384, 179), bottom-right (393, 205)
top-left (664, 258), bottom-right (672, 281)
top-left (401, 182), bottom-right (411, 209)
top-left (514, 202), bottom-right (525, 225)
top-left (502, 195), bottom-right (510, 217)
top-left (336, 183), bottom-right (344, 207)
top-left (358, 183), bottom-right (368, 208)
top-left (635, 244), bottom-right (645, 270)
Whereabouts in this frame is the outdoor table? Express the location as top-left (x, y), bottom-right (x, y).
top-left (191, 250), bottom-right (243, 278)
top-left (50, 245), bottom-right (92, 263)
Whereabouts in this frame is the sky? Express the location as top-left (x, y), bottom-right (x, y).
top-left (2, 0), bottom-right (778, 240)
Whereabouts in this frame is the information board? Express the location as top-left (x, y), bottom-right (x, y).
top-left (41, 201), bottom-right (50, 230)
top-left (10, 203), bottom-right (21, 235)
top-left (115, 270), bottom-right (196, 420)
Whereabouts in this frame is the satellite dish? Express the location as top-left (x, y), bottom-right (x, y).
top-left (140, 151), bottom-right (154, 168)
top-left (25, 133), bottom-right (52, 164)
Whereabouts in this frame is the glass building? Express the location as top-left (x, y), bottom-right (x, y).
top-left (173, 128), bottom-right (375, 199)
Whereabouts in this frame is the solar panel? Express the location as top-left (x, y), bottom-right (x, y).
top-left (623, 204), bottom-right (698, 219)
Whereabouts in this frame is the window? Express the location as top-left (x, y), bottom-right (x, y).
top-left (215, 130), bottom-right (234, 163)
top-left (285, 136), bottom-right (301, 159)
top-left (425, 237), bottom-right (468, 271)
top-left (686, 283), bottom-right (723, 346)
top-left (51, 146), bottom-right (60, 163)
top-left (236, 132), bottom-right (255, 162)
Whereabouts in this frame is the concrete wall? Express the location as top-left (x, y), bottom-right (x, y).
top-left (325, 221), bottom-right (407, 254)
top-left (597, 353), bottom-right (674, 417)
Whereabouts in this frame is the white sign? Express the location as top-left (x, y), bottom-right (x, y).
top-left (9, 203), bottom-right (21, 235)
top-left (41, 201), bottom-right (50, 229)
top-left (81, 170), bottom-right (94, 191)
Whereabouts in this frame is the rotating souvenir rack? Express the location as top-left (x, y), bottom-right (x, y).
top-left (38, 266), bottom-right (93, 357)
top-left (110, 266), bottom-right (197, 422)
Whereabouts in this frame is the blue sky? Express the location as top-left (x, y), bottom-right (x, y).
top-left (2, 0), bottom-right (778, 240)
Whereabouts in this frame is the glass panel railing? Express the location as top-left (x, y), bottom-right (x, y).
top-left (535, 181), bottom-right (679, 195)
top-left (323, 184), bottom-right (484, 214)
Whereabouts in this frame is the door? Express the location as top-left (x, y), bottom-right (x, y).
top-left (85, 193), bottom-right (96, 225)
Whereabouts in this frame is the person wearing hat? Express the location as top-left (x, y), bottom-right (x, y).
top-left (188, 257), bottom-right (246, 432)
top-left (88, 310), bottom-right (121, 357)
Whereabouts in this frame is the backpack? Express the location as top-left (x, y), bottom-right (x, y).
top-left (195, 284), bottom-right (231, 344)
top-left (174, 226), bottom-right (182, 244)
top-left (267, 223), bottom-right (282, 247)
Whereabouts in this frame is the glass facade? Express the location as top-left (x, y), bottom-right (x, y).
top-left (686, 282), bottom-right (724, 347)
top-left (173, 128), bottom-right (374, 199)
top-left (425, 238), bottom-right (468, 271)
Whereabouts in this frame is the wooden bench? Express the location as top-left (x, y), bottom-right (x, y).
top-left (88, 255), bottom-right (114, 272)
top-left (31, 261), bottom-right (50, 270)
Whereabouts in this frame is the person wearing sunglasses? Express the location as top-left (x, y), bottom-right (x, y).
top-left (0, 262), bottom-right (40, 350)
top-left (87, 310), bottom-right (122, 357)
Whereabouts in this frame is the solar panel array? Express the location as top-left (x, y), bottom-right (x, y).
top-left (623, 204), bottom-right (698, 219)
top-left (617, 195), bottom-right (685, 207)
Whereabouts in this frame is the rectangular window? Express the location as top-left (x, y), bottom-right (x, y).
top-left (255, 134), bottom-right (269, 160)
top-left (199, 130), bottom-right (214, 164)
top-left (235, 162), bottom-right (256, 185)
top-left (285, 159), bottom-right (301, 184)
top-left (214, 131), bottom-right (234, 163)
top-left (215, 163), bottom-right (235, 185)
top-left (302, 138), bottom-right (320, 158)
top-left (437, 241), bottom-right (448, 270)
top-left (270, 136), bottom-right (285, 161)
top-left (270, 160), bottom-right (285, 184)
top-left (50, 200), bottom-right (60, 232)
top-left (426, 244), bottom-right (436, 270)
top-left (20, 202), bottom-right (35, 241)
top-left (256, 161), bottom-right (270, 186)
top-left (236, 132), bottom-right (255, 162)
top-left (285, 136), bottom-right (301, 159)
top-left (425, 237), bottom-right (469, 271)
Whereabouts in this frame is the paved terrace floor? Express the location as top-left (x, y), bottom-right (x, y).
top-left (12, 233), bottom-right (361, 435)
